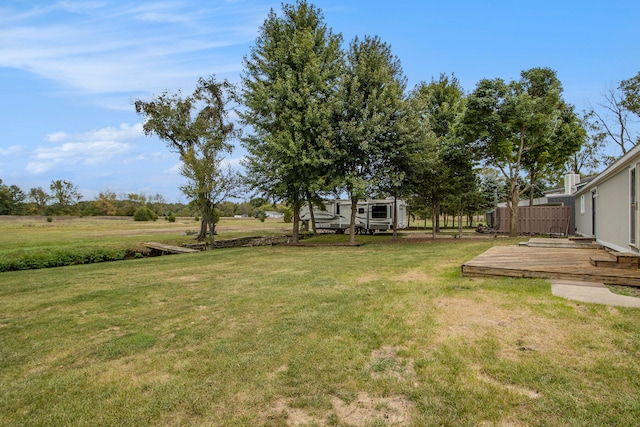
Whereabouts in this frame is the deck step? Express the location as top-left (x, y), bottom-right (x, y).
top-left (589, 251), bottom-right (640, 270)
top-left (525, 238), bottom-right (602, 249)
top-left (612, 252), bottom-right (640, 264)
top-left (569, 236), bottom-right (596, 243)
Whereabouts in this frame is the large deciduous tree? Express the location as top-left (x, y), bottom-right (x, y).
top-left (521, 102), bottom-right (585, 205)
top-left (334, 35), bottom-right (408, 244)
top-left (516, 69), bottom-right (584, 205)
top-left (0, 180), bottom-right (25, 215)
top-left (241, 0), bottom-right (343, 243)
top-left (95, 190), bottom-right (118, 216)
top-left (564, 111), bottom-right (607, 175)
top-left (28, 187), bottom-right (50, 214)
top-left (180, 152), bottom-right (241, 247)
top-left (407, 74), bottom-right (469, 239)
top-left (462, 67), bottom-right (580, 236)
top-left (135, 76), bottom-right (240, 243)
top-left (620, 71), bottom-right (640, 119)
top-left (49, 179), bottom-right (82, 214)
top-left (592, 71), bottom-right (640, 157)
top-left (589, 85), bottom-right (637, 157)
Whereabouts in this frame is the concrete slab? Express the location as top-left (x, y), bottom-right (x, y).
top-left (549, 279), bottom-right (640, 308)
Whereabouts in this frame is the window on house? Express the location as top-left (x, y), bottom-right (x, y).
top-left (372, 205), bottom-right (387, 218)
top-left (580, 195), bottom-right (585, 215)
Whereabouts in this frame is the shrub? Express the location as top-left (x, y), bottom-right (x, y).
top-left (166, 212), bottom-right (176, 223)
top-left (133, 206), bottom-right (158, 221)
top-left (0, 248), bottom-right (128, 272)
top-left (283, 207), bottom-right (293, 223)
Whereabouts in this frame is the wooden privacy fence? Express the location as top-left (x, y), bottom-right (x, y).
top-left (493, 206), bottom-right (573, 235)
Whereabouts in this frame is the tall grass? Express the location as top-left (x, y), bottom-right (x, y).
top-left (1, 237), bottom-right (640, 426)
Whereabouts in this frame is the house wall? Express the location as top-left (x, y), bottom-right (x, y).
top-left (574, 144), bottom-right (640, 253)
top-left (574, 191), bottom-right (593, 237)
top-left (592, 171), bottom-right (631, 251)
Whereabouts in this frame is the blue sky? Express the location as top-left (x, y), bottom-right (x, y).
top-left (1, 0), bottom-right (638, 202)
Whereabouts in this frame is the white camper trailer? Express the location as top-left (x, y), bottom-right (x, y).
top-left (300, 198), bottom-right (407, 234)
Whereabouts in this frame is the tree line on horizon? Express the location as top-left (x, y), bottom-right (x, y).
top-left (0, 178), bottom-right (290, 220)
top-left (4, 1), bottom-right (640, 240)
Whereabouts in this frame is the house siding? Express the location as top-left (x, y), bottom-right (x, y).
top-left (574, 144), bottom-right (640, 253)
top-left (574, 192), bottom-right (593, 236)
top-left (595, 171), bottom-right (630, 251)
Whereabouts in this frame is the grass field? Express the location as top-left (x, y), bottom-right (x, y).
top-left (0, 216), bottom-right (293, 270)
top-left (2, 217), bottom-right (640, 426)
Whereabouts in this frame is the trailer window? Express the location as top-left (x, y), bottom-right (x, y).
top-left (336, 204), bottom-right (340, 215)
top-left (358, 207), bottom-right (365, 214)
top-left (372, 205), bottom-right (387, 218)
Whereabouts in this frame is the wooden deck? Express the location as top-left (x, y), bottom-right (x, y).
top-left (462, 245), bottom-right (640, 286)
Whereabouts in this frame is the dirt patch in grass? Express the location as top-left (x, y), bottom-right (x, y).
top-left (432, 292), bottom-right (574, 363)
top-left (331, 392), bottom-right (414, 426)
top-left (267, 392), bottom-right (414, 426)
top-left (269, 399), bottom-right (323, 426)
top-left (370, 345), bottom-right (416, 382)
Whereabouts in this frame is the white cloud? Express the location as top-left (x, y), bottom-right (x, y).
top-left (164, 162), bottom-right (183, 175)
top-left (44, 131), bottom-right (70, 143)
top-left (0, 145), bottom-right (25, 156)
top-left (26, 123), bottom-right (140, 174)
top-left (0, 1), bottom-right (268, 98)
top-left (29, 141), bottom-right (133, 172)
top-left (45, 123), bottom-right (143, 143)
top-left (127, 151), bottom-right (175, 163)
top-left (25, 161), bottom-right (52, 175)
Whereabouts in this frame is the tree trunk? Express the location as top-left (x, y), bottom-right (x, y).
top-left (392, 193), bottom-right (398, 241)
top-left (209, 220), bottom-right (215, 247)
top-left (292, 195), bottom-right (300, 243)
top-left (197, 211), bottom-right (208, 240)
top-left (349, 197), bottom-right (358, 244)
top-left (529, 173), bottom-right (535, 206)
top-left (431, 199), bottom-right (437, 240)
top-left (509, 178), bottom-right (520, 237)
top-left (306, 192), bottom-right (318, 235)
top-left (458, 210), bottom-right (463, 238)
top-left (509, 204), bottom-right (518, 237)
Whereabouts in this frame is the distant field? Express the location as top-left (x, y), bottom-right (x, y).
top-left (0, 215), bottom-right (292, 247)
top-left (2, 227), bottom-right (640, 426)
top-left (0, 216), bottom-right (294, 270)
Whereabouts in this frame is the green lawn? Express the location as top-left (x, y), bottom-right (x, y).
top-left (1, 227), bottom-right (640, 426)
